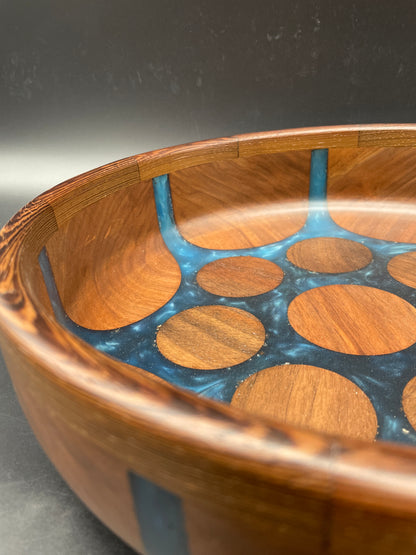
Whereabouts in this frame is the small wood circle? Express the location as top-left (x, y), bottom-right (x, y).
top-left (287, 237), bottom-right (372, 273)
top-left (196, 256), bottom-right (284, 297)
top-left (402, 377), bottom-right (416, 432)
top-left (156, 306), bottom-right (265, 370)
top-left (288, 284), bottom-right (416, 355)
top-left (388, 251), bottom-right (416, 288)
top-left (231, 365), bottom-right (378, 441)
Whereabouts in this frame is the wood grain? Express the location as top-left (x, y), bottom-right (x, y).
top-left (330, 503), bottom-right (416, 555)
top-left (196, 256), bottom-right (284, 297)
top-left (169, 151), bottom-right (310, 249)
top-left (231, 365), bottom-right (377, 441)
top-left (287, 237), bottom-right (372, 273)
top-left (388, 252), bottom-right (416, 288)
top-left (3, 126), bottom-right (416, 554)
top-left (328, 147), bottom-right (416, 242)
top-left (236, 124), bottom-right (416, 159)
top-left (185, 494), bottom-right (327, 555)
top-left (401, 378), bottom-right (416, 433)
top-left (288, 284), bottom-right (416, 356)
top-left (237, 126), bottom-right (360, 156)
top-left (136, 137), bottom-right (238, 181)
top-left (51, 157), bottom-right (141, 228)
top-left (0, 336), bottom-right (145, 553)
top-left (46, 180), bottom-right (181, 330)
top-left (357, 127), bottom-right (416, 147)
top-left (156, 306), bottom-right (265, 370)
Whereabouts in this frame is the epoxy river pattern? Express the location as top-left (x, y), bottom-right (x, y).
top-left (40, 149), bottom-right (416, 446)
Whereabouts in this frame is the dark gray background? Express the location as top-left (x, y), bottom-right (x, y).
top-left (2, 0), bottom-right (416, 197)
top-left (1, 1), bottom-right (416, 553)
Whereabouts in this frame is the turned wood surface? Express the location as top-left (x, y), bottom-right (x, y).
top-left (388, 251), bottom-right (416, 288)
top-left (286, 237), bottom-right (372, 273)
top-left (196, 256), bottom-right (284, 297)
top-left (288, 284), bottom-right (416, 356)
top-left (402, 378), bottom-right (416, 435)
top-left (156, 305), bottom-right (265, 370)
top-left (46, 179), bottom-right (181, 330)
top-left (169, 151), bottom-right (310, 249)
top-left (231, 364), bottom-right (378, 441)
top-left (3, 126), bottom-right (416, 554)
top-left (328, 147), bottom-right (416, 242)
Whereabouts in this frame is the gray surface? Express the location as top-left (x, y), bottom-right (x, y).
top-left (0, 197), bottom-right (135, 555)
top-left (2, 1), bottom-right (416, 196)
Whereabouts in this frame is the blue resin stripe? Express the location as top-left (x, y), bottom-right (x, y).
top-left (129, 474), bottom-right (189, 555)
top-left (38, 248), bottom-right (79, 333)
top-left (38, 148), bottom-right (416, 446)
top-left (309, 148), bottom-right (328, 202)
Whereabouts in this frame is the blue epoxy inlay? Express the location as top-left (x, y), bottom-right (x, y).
top-left (39, 149), bottom-right (416, 446)
top-left (129, 474), bottom-right (190, 555)
top-left (308, 148), bottom-right (328, 202)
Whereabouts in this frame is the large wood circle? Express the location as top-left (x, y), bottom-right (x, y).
top-left (288, 284), bottom-right (416, 355)
top-left (287, 237), bottom-right (372, 273)
top-left (197, 256), bottom-right (284, 297)
top-left (388, 252), bottom-right (416, 289)
top-left (231, 365), bottom-right (378, 441)
top-left (156, 306), bottom-right (265, 370)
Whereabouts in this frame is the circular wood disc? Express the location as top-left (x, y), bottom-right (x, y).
top-left (231, 365), bottom-right (378, 441)
top-left (402, 377), bottom-right (416, 432)
top-left (388, 251), bottom-right (416, 288)
top-left (286, 237), bottom-right (372, 273)
top-left (156, 305), bottom-right (265, 370)
top-left (288, 284), bottom-right (416, 355)
top-left (196, 256), bottom-right (284, 297)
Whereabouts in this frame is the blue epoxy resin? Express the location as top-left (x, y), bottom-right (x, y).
top-left (39, 149), bottom-right (416, 446)
top-left (129, 473), bottom-right (189, 555)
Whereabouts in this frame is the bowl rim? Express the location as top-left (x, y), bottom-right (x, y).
top-left (3, 123), bottom-right (416, 515)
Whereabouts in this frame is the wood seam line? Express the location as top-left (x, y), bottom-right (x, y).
top-left (357, 129), bottom-right (363, 147)
top-left (28, 200), bottom-right (58, 249)
top-left (136, 159), bottom-right (142, 182)
top-left (46, 201), bottom-right (59, 240)
top-left (236, 137), bottom-right (240, 158)
top-left (50, 199), bottom-right (66, 232)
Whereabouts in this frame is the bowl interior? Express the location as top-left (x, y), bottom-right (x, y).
top-left (39, 144), bottom-right (416, 446)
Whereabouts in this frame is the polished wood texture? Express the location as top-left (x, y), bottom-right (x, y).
top-left (388, 252), bottom-right (416, 288)
top-left (196, 256), bottom-right (284, 297)
top-left (169, 151), bottom-right (310, 249)
top-left (46, 179), bottom-right (181, 330)
top-left (156, 305), bottom-right (265, 370)
top-left (286, 237), bottom-right (372, 273)
top-left (288, 284), bottom-right (416, 356)
top-left (3, 126), bottom-right (416, 554)
top-left (231, 365), bottom-right (378, 441)
top-left (328, 147), bottom-right (416, 242)
top-left (402, 377), bottom-right (416, 435)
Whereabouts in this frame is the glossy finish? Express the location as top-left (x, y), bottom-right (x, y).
top-left (40, 145), bottom-right (416, 445)
top-left (3, 126), bottom-right (416, 554)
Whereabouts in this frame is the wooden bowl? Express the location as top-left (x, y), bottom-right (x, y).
top-left (4, 125), bottom-right (416, 554)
